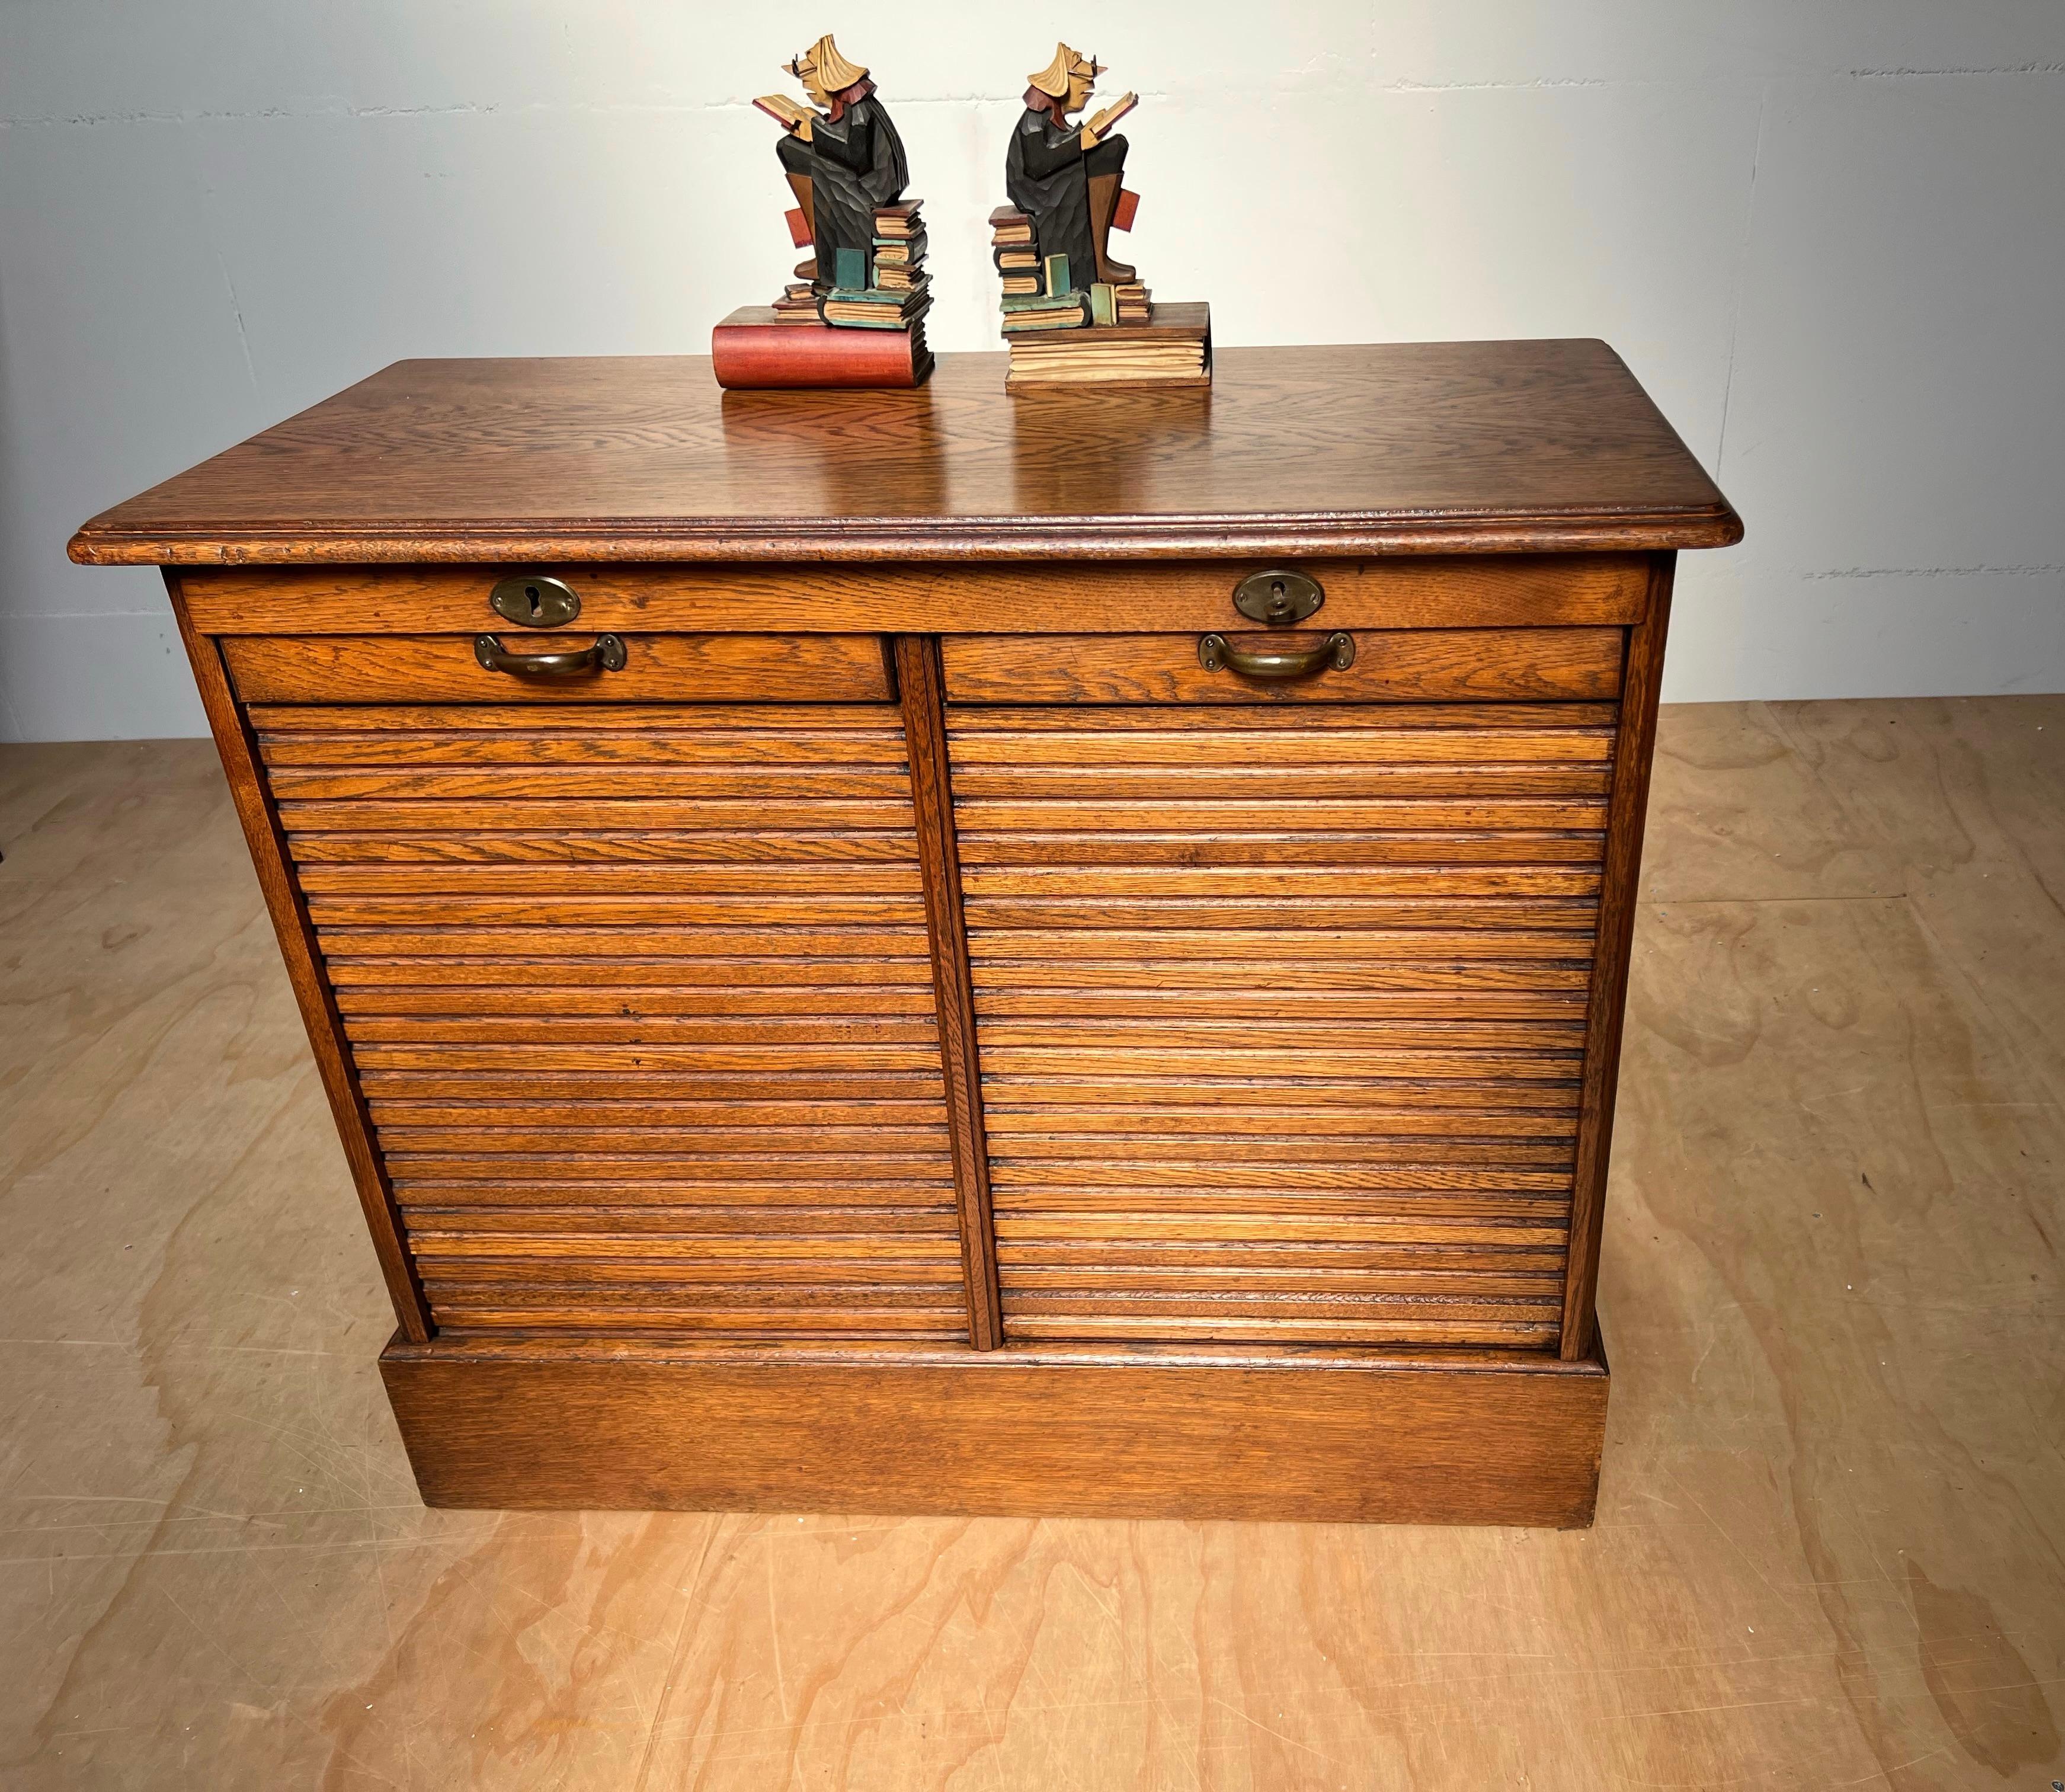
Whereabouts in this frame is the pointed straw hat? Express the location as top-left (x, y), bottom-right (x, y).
top-left (801, 34), bottom-right (867, 91)
top-left (1028, 42), bottom-right (1099, 97)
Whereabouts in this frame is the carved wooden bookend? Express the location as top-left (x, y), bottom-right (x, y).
top-left (995, 42), bottom-right (1210, 390)
top-left (714, 34), bottom-right (933, 389)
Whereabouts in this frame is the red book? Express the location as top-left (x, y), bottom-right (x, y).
top-left (710, 308), bottom-right (933, 389)
top-left (783, 206), bottom-right (811, 248)
top-left (1112, 187), bottom-right (1139, 232)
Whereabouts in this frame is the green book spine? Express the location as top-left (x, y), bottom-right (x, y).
top-left (824, 294), bottom-right (931, 329)
top-left (1000, 296), bottom-right (1088, 331)
top-left (833, 246), bottom-right (869, 290)
top-left (826, 280), bottom-right (925, 305)
top-left (1043, 252), bottom-right (1071, 295)
top-left (1088, 283), bottom-right (1116, 327)
top-left (1000, 293), bottom-right (1086, 313)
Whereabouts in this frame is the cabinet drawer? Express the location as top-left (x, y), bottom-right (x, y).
top-left (940, 628), bottom-right (1624, 705)
top-left (222, 632), bottom-right (891, 703)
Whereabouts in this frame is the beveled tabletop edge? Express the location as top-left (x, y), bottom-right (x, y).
top-left (68, 339), bottom-right (1746, 567)
top-left (71, 507), bottom-right (1743, 567)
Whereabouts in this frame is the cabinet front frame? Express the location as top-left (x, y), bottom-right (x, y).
top-left (168, 551), bottom-right (1670, 1373)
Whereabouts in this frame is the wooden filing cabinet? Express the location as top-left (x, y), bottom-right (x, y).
top-left (73, 341), bottom-right (1740, 1524)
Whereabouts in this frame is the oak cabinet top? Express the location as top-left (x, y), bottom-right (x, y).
top-left (71, 340), bottom-right (1740, 567)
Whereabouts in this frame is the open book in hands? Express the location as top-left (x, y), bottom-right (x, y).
top-left (753, 94), bottom-right (811, 130)
top-left (1083, 92), bottom-right (1138, 139)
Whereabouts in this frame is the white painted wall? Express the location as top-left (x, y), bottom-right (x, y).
top-left (2, 2), bottom-right (2061, 740)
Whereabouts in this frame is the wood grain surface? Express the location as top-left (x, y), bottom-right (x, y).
top-left (380, 1337), bottom-right (1608, 1524)
top-left (68, 341), bottom-right (1742, 565)
top-left (248, 699), bottom-right (970, 1341)
top-left (941, 627), bottom-right (1625, 704)
top-left (948, 701), bottom-right (1621, 1351)
top-left (175, 552), bottom-right (1653, 636)
top-left (222, 632), bottom-right (891, 703)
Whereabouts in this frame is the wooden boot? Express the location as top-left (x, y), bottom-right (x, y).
top-left (786, 172), bottom-right (818, 282)
top-left (1087, 173), bottom-right (1136, 284)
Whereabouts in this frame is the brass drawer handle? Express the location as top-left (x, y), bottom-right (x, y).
top-left (1198, 632), bottom-right (1355, 680)
top-left (473, 633), bottom-right (627, 677)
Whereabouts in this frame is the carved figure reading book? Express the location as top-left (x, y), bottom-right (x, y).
top-left (755, 36), bottom-right (908, 290)
top-left (1004, 43), bottom-right (1138, 291)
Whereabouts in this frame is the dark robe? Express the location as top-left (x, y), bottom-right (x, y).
top-left (777, 80), bottom-right (907, 286)
top-left (1004, 99), bottom-right (1126, 293)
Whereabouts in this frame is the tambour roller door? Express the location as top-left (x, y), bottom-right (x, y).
top-left (948, 701), bottom-right (1618, 1351)
top-left (249, 700), bottom-right (966, 1340)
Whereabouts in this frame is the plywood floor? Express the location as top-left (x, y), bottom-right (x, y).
top-left (2, 697), bottom-right (2061, 1790)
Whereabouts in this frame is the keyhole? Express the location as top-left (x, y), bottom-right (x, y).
top-left (526, 585), bottom-right (542, 619)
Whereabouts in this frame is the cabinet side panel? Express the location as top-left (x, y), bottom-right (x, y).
top-left (1561, 553), bottom-right (1675, 1358)
top-left (165, 573), bottom-right (434, 1340)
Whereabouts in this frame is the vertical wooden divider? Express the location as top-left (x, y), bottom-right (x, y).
top-left (894, 635), bottom-right (1006, 1350)
top-left (165, 572), bottom-right (434, 1343)
top-left (1560, 551), bottom-right (1676, 1359)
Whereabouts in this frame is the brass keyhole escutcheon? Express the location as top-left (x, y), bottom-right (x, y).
top-left (489, 574), bottom-right (582, 628)
top-left (1231, 568), bottom-right (1324, 625)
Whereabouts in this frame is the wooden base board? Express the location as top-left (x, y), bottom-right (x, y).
top-left (710, 306), bottom-right (933, 390)
top-left (1004, 300), bottom-right (1212, 392)
top-left (1003, 371), bottom-right (1213, 392)
top-left (380, 1336), bottom-right (1609, 1525)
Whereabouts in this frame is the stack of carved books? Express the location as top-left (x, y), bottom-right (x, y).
top-left (713, 199), bottom-right (934, 389)
top-left (988, 207), bottom-right (1153, 330)
top-left (990, 208), bottom-right (1052, 306)
top-left (987, 205), bottom-right (1206, 388)
top-left (819, 199), bottom-right (932, 330)
top-left (990, 206), bottom-right (1084, 332)
top-left (1110, 281), bottom-right (1151, 325)
top-left (770, 283), bottom-right (821, 325)
top-left (1002, 300), bottom-right (1212, 390)
top-left (869, 200), bottom-right (927, 292)
top-left (770, 199), bottom-right (930, 329)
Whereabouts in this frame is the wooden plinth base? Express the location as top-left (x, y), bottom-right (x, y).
top-left (381, 1336), bottom-right (1609, 1526)
top-left (710, 306), bottom-right (933, 389)
top-left (1003, 300), bottom-right (1213, 392)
